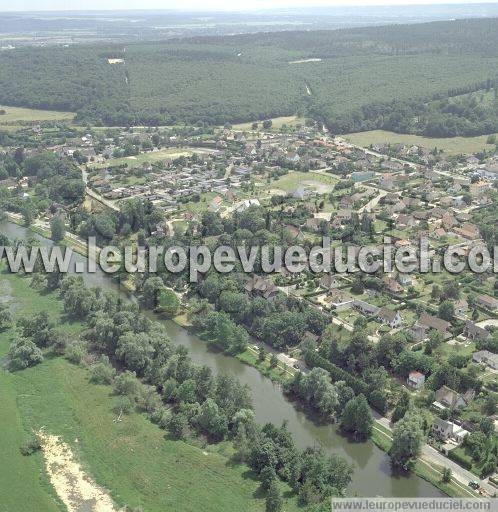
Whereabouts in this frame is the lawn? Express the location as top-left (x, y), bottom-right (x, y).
top-left (0, 270), bottom-right (300, 512)
top-left (343, 130), bottom-right (497, 156)
top-left (263, 170), bottom-right (337, 194)
top-left (0, 105), bottom-right (74, 125)
top-left (232, 116), bottom-right (304, 132)
top-left (88, 147), bottom-right (215, 169)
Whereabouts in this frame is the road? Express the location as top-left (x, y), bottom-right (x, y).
top-left (85, 187), bottom-right (120, 213)
top-left (375, 417), bottom-right (495, 497)
top-left (358, 188), bottom-right (388, 214)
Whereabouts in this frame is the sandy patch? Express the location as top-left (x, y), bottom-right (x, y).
top-left (108, 59), bottom-right (124, 64)
top-left (38, 432), bottom-right (119, 512)
top-left (302, 180), bottom-right (334, 194)
top-left (289, 58), bottom-right (322, 64)
top-left (267, 188), bottom-right (287, 196)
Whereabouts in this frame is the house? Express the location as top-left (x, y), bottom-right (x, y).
top-left (209, 195), bottom-right (223, 212)
top-left (476, 294), bottom-right (498, 312)
top-left (454, 299), bottom-right (469, 317)
top-left (320, 274), bottom-right (342, 291)
top-left (379, 173), bottom-right (395, 190)
top-left (473, 350), bottom-right (498, 370)
top-left (306, 217), bottom-right (324, 232)
top-left (433, 418), bottom-right (469, 444)
top-left (353, 300), bottom-right (380, 316)
top-left (328, 289), bottom-right (354, 311)
top-left (415, 313), bottom-right (451, 339)
top-left (469, 180), bottom-right (490, 197)
top-left (433, 227), bottom-right (448, 240)
top-left (407, 371), bottom-right (425, 389)
top-left (464, 321), bottom-right (490, 341)
top-left (377, 307), bottom-right (403, 328)
top-left (384, 276), bottom-right (404, 294)
top-left (434, 385), bottom-right (475, 409)
top-left (335, 209), bottom-right (353, 222)
top-left (244, 276), bottom-right (278, 301)
top-left (397, 273), bottom-right (412, 287)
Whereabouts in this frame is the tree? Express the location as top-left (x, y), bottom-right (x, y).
top-left (340, 394), bottom-right (373, 439)
top-left (0, 305), bottom-right (12, 330)
top-left (389, 412), bottom-right (424, 470)
top-left (441, 467), bottom-right (452, 483)
top-left (7, 337), bottom-right (43, 370)
top-left (168, 414), bottom-right (189, 440)
top-left (269, 353), bottom-right (278, 368)
top-left (90, 355), bottom-right (116, 384)
top-left (265, 480), bottom-right (282, 512)
top-left (194, 398), bottom-right (228, 440)
top-left (483, 394), bottom-right (497, 416)
top-left (369, 389), bottom-right (388, 415)
top-left (157, 288), bottom-right (180, 318)
top-left (262, 120), bottom-right (273, 130)
top-left (233, 424), bottom-right (251, 463)
top-left (438, 301), bottom-right (454, 322)
top-left (479, 417), bottom-right (494, 437)
top-left (50, 216), bottom-right (66, 243)
top-left (142, 277), bottom-right (164, 309)
top-left (260, 466), bottom-right (277, 492)
top-left (258, 346), bottom-right (266, 363)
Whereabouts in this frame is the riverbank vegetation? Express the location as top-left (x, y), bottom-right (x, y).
top-left (0, 261), bottom-right (353, 510)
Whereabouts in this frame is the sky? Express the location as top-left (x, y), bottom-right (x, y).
top-left (6, 0), bottom-right (498, 12)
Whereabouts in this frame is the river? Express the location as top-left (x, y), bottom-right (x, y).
top-left (0, 220), bottom-right (443, 498)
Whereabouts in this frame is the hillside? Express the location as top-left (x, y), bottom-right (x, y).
top-left (1, 18), bottom-right (498, 133)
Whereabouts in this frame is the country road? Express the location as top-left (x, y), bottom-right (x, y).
top-left (375, 417), bottom-right (495, 497)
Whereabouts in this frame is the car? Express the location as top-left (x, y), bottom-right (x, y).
top-left (468, 481), bottom-right (480, 490)
top-left (293, 363), bottom-right (300, 370)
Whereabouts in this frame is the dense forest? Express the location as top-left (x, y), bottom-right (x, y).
top-left (1, 18), bottom-right (498, 135)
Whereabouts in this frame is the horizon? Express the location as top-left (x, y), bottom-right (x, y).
top-left (4, 0), bottom-right (498, 13)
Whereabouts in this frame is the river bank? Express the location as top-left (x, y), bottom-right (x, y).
top-left (0, 219), bottom-right (446, 498)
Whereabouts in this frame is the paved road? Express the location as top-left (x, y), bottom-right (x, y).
top-left (375, 417), bottom-right (496, 496)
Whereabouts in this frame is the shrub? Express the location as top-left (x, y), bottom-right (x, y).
top-left (7, 338), bottom-right (43, 370)
top-left (448, 448), bottom-right (472, 470)
top-left (20, 435), bottom-right (41, 456)
top-left (65, 340), bottom-right (87, 364)
top-left (90, 355), bottom-right (116, 384)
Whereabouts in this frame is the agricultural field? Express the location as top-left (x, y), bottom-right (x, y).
top-left (344, 130), bottom-right (498, 156)
top-left (0, 105), bottom-right (74, 125)
top-left (232, 116), bottom-right (305, 131)
top-left (0, 269), bottom-right (298, 512)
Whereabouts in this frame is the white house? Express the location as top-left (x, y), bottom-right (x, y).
top-left (407, 371), bottom-right (425, 390)
top-left (377, 307), bottom-right (403, 329)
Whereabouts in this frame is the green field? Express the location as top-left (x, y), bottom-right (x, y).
top-left (0, 105), bottom-right (74, 125)
top-left (343, 130), bottom-right (497, 156)
top-left (88, 147), bottom-right (214, 169)
top-left (0, 270), bottom-right (299, 512)
top-left (232, 116), bottom-right (305, 131)
top-left (262, 170), bottom-right (338, 195)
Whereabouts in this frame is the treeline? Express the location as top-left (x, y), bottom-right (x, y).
top-left (2, 19), bottom-right (498, 130)
top-left (5, 273), bottom-right (353, 507)
top-left (318, 81), bottom-right (498, 137)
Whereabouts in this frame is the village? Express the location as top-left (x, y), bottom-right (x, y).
top-left (2, 116), bottom-right (498, 495)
